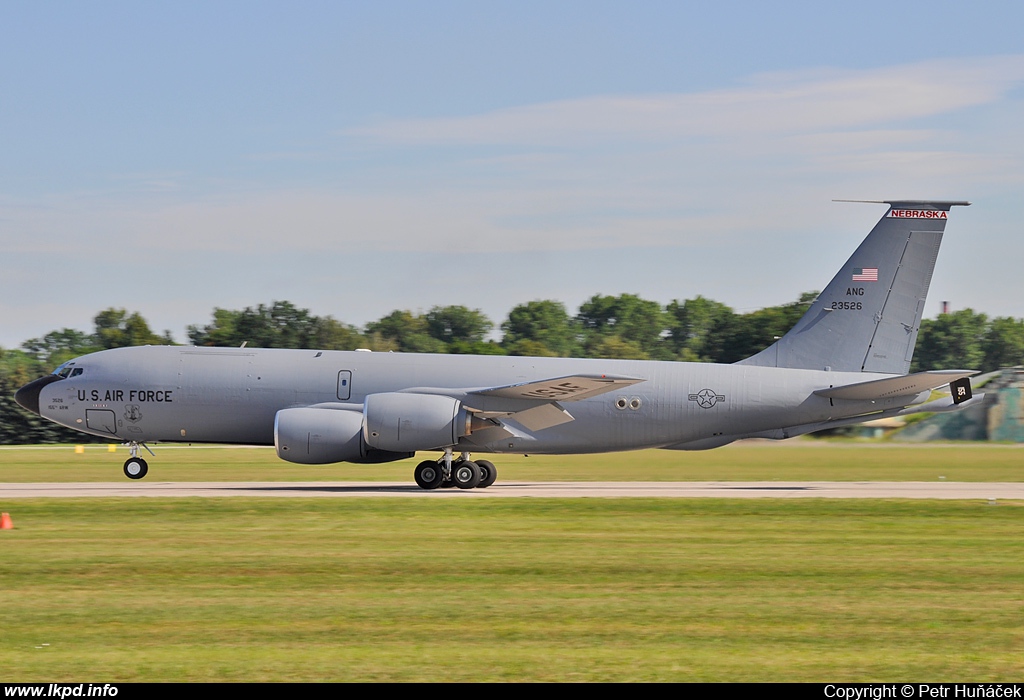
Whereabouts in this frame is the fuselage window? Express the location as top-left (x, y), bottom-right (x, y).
top-left (337, 370), bottom-right (352, 400)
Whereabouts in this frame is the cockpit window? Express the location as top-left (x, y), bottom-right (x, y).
top-left (53, 362), bottom-right (78, 379)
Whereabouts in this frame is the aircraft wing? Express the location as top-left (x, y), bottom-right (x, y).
top-left (470, 374), bottom-right (644, 401)
top-left (470, 374), bottom-right (644, 432)
top-left (813, 370), bottom-right (977, 401)
top-left (397, 374), bottom-right (644, 435)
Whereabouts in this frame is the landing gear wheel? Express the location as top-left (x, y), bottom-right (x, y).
top-left (476, 460), bottom-right (497, 488)
top-left (124, 457), bottom-right (148, 480)
top-left (452, 461), bottom-right (481, 489)
top-left (414, 460), bottom-right (445, 490)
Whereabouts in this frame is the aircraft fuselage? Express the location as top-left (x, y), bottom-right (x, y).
top-left (29, 345), bottom-right (903, 454)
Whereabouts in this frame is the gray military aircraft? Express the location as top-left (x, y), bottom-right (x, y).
top-left (16, 200), bottom-right (983, 489)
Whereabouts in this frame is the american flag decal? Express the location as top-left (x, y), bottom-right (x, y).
top-left (852, 267), bottom-right (878, 281)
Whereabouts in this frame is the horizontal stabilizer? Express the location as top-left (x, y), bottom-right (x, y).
top-left (813, 370), bottom-right (977, 401)
top-left (473, 374), bottom-right (644, 402)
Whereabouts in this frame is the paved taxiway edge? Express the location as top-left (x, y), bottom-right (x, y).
top-left (1, 481), bottom-right (1023, 499)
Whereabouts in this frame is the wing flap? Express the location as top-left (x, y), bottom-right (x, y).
top-left (507, 403), bottom-right (575, 431)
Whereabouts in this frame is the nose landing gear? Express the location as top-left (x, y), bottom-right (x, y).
top-left (122, 442), bottom-right (154, 480)
top-left (124, 457), bottom-right (148, 479)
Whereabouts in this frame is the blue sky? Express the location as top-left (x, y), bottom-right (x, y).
top-left (2, 1), bottom-right (1022, 347)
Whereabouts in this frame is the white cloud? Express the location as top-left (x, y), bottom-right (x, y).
top-left (350, 56), bottom-right (1024, 145)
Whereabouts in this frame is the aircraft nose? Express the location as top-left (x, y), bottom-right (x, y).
top-left (14, 375), bottom-right (62, 415)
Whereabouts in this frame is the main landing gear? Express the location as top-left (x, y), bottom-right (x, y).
top-left (122, 441), bottom-right (154, 480)
top-left (414, 448), bottom-right (498, 491)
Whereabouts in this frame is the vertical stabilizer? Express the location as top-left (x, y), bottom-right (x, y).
top-left (738, 200), bottom-right (969, 374)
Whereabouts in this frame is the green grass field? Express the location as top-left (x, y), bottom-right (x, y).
top-left (1, 440), bottom-right (1022, 482)
top-left (1, 498), bottom-right (1022, 681)
top-left (1, 443), bottom-right (1022, 681)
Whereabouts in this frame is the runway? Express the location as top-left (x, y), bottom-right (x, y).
top-left (1, 481), bottom-right (1022, 499)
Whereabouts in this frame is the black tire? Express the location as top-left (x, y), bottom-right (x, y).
top-left (476, 460), bottom-right (497, 488)
top-left (414, 460), bottom-right (444, 490)
top-left (452, 460), bottom-right (481, 489)
top-left (124, 457), bottom-right (148, 480)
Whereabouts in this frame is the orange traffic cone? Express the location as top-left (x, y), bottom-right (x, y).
top-left (0, 513), bottom-right (13, 530)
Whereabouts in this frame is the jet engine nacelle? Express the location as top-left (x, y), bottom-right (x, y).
top-left (363, 392), bottom-right (472, 452)
top-left (274, 407), bottom-right (413, 465)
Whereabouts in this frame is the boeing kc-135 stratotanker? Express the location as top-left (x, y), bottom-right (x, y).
top-left (16, 200), bottom-right (982, 489)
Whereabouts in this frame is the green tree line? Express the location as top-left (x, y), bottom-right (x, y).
top-left (2, 297), bottom-right (1023, 444)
